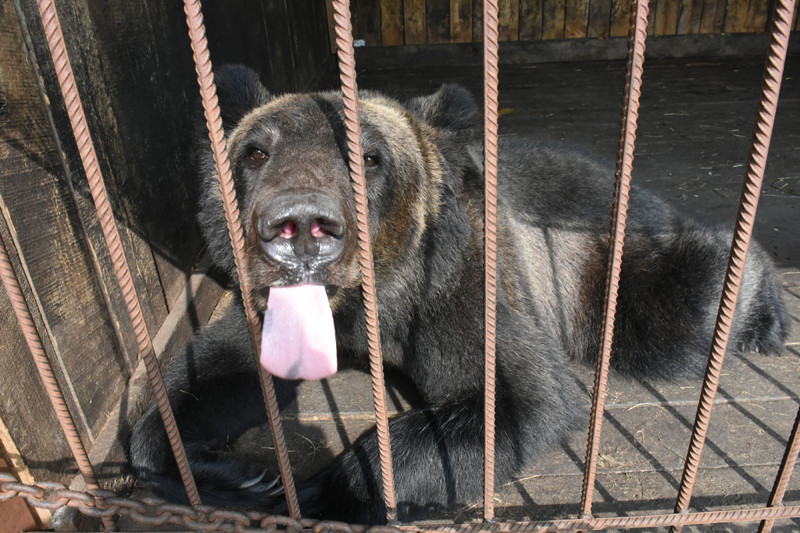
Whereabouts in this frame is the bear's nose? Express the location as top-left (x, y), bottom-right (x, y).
top-left (256, 192), bottom-right (346, 270)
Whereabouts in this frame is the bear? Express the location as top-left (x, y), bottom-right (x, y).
top-left (129, 64), bottom-right (788, 524)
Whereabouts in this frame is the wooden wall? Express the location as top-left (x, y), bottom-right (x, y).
top-left (0, 0), bottom-right (331, 488)
top-left (203, 0), bottom-right (334, 93)
top-left (338, 0), bottom-right (797, 47)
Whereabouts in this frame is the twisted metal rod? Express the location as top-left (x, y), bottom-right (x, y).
top-left (760, 402), bottom-right (800, 533)
top-left (579, 0), bottom-right (649, 517)
top-left (482, 0), bottom-right (500, 523)
top-left (671, 0), bottom-right (796, 527)
top-left (182, 0), bottom-right (301, 519)
top-left (0, 235), bottom-right (116, 532)
top-left (330, 0), bottom-right (397, 522)
top-left (34, 0), bottom-right (202, 511)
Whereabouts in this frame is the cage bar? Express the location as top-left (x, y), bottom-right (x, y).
top-left (481, 0), bottom-right (501, 522)
top-left (0, 231), bottom-right (116, 532)
top-left (579, 0), bottom-right (650, 517)
top-left (760, 403), bottom-right (800, 533)
top-left (671, 0), bottom-right (796, 527)
top-left (33, 0), bottom-right (203, 512)
top-left (182, 0), bottom-right (302, 519)
top-left (331, 0), bottom-right (398, 522)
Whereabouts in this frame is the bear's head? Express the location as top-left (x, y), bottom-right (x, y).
top-left (195, 64), bottom-right (481, 311)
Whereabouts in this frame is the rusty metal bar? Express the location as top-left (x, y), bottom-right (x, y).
top-left (5, 472), bottom-right (800, 532)
top-left (0, 238), bottom-right (116, 532)
top-left (671, 0), bottom-right (796, 525)
top-left (33, 0), bottom-right (203, 510)
top-left (579, 0), bottom-right (649, 517)
top-left (759, 403), bottom-right (800, 533)
top-left (482, 0), bottom-right (500, 523)
top-left (330, 0), bottom-right (397, 522)
top-left (182, 0), bottom-right (301, 519)
top-left (759, 27), bottom-right (800, 509)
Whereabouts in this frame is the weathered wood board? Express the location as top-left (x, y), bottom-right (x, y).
top-left (325, 0), bottom-right (776, 46)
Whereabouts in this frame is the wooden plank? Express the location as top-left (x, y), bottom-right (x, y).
top-left (655, 0), bottom-right (681, 34)
top-left (427, 0), bottom-right (451, 43)
top-left (647, 0), bottom-right (657, 35)
top-left (78, 0), bottom-right (205, 320)
top-left (353, 0), bottom-right (382, 46)
top-left (0, 216), bottom-right (85, 486)
top-left (499, 0), bottom-right (521, 40)
top-left (451, 0), bottom-right (474, 42)
top-left (724, 0), bottom-right (750, 32)
top-left (0, 455), bottom-right (40, 532)
top-left (23, 1), bottom-right (177, 336)
top-left (285, 0), bottom-right (335, 88)
top-left (325, 0), bottom-right (337, 52)
top-left (0, 419), bottom-right (51, 528)
top-left (610, 0), bottom-right (631, 36)
top-left (587, 0), bottom-right (613, 37)
top-left (202, 1), bottom-right (276, 86)
top-left (543, 0), bottom-right (567, 38)
top-left (404, 0), bottom-right (426, 44)
top-left (473, 0), bottom-right (484, 42)
top-left (205, 0), bottom-right (333, 91)
top-left (744, 0), bottom-right (769, 32)
top-left (677, 0), bottom-right (704, 34)
top-left (6, 0), bottom-right (132, 442)
top-left (565, 0), bottom-right (590, 37)
top-left (382, 0), bottom-right (405, 45)
top-left (698, 0), bottom-right (725, 33)
top-left (261, 1), bottom-right (298, 91)
top-left (520, 0), bottom-right (544, 40)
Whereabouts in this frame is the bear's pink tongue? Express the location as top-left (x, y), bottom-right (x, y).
top-left (260, 284), bottom-right (337, 380)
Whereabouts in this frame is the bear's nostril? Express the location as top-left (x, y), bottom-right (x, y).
top-left (311, 220), bottom-right (323, 238)
top-left (312, 218), bottom-right (344, 239)
top-left (280, 221), bottom-right (297, 239)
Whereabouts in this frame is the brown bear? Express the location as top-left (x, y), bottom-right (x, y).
top-left (130, 64), bottom-right (788, 524)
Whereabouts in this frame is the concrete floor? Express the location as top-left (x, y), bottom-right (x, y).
top-left (228, 53), bottom-right (800, 530)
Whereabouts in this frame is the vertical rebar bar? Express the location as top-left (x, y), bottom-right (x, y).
top-left (0, 234), bottom-right (116, 532)
top-left (482, 0), bottom-right (500, 523)
top-left (182, 0), bottom-right (301, 519)
top-left (0, 237), bottom-right (116, 531)
top-left (759, 404), bottom-right (800, 533)
top-left (34, 0), bottom-right (202, 510)
top-left (579, 0), bottom-right (650, 518)
top-left (671, 0), bottom-right (796, 527)
top-left (330, 0), bottom-right (397, 522)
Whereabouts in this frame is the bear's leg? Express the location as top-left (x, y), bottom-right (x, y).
top-left (129, 304), bottom-right (298, 506)
top-left (292, 383), bottom-right (577, 524)
top-left (607, 225), bottom-right (788, 378)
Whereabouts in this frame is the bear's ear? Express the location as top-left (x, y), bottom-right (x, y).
top-left (406, 84), bottom-right (480, 136)
top-left (210, 64), bottom-right (272, 134)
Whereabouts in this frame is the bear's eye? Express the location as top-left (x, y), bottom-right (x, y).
top-left (248, 147), bottom-right (269, 163)
top-left (364, 154), bottom-right (380, 168)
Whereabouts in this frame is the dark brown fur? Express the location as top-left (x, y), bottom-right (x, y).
top-left (130, 65), bottom-right (788, 524)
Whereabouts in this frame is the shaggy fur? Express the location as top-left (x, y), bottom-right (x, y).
top-left (130, 64), bottom-right (788, 524)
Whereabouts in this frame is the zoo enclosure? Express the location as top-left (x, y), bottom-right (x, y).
top-left (0, 0), bottom-right (799, 531)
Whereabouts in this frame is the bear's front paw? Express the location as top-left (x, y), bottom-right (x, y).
top-left (191, 459), bottom-right (284, 507)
